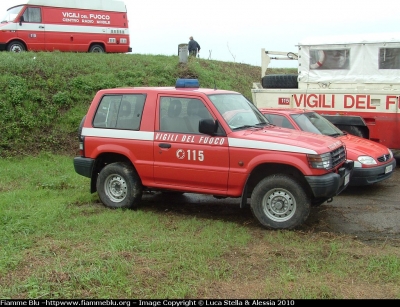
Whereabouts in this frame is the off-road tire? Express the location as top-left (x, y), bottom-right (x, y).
top-left (97, 162), bottom-right (143, 209)
top-left (250, 174), bottom-right (310, 229)
top-left (261, 74), bottom-right (298, 89)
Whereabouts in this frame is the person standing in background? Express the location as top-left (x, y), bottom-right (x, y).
top-left (188, 36), bottom-right (200, 57)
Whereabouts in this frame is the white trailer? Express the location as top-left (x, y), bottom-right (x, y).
top-left (251, 33), bottom-right (400, 151)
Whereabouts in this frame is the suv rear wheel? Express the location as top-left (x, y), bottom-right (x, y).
top-left (250, 174), bottom-right (310, 229)
top-left (97, 162), bottom-right (143, 209)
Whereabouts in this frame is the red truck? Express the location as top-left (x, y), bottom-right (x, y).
top-left (73, 79), bottom-right (353, 230)
top-left (0, 0), bottom-right (131, 53)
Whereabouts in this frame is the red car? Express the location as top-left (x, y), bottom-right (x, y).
top-left (260, 108), bottom-right (396, 186)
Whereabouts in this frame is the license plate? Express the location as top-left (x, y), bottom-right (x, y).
top-left (344, 174), bottom-right (350, 186)
top-left (385, 165), bottom-right (393, 174)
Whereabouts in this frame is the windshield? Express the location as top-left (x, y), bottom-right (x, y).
top-left (1, 6), bottom-right (24, 23)
top-left (208, 93), bottom-right (269, 130)
top-left (291, 112), bottom-right (344, 136)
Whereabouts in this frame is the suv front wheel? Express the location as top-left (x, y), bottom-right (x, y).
top-left (250, 174), bottom-right (310, 229)
top-left (96, 162), bottom-right (143, 209)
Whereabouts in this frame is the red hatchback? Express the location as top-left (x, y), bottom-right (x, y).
top-left (260, 108), bottom-right (396, 186)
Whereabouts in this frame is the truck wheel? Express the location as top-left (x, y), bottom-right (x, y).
top-left (336, 125), bottom-right (365, 138)
top-left (7, 41), bottom-right (26, 52)
top-left (89, 44), bottom-right (105, 53)
top-left (261, 74), bottom-right (298, 89)
top-left (250, 175), bottom-right (310, 229)
top-left (96, 162), bottom-right (143, 209)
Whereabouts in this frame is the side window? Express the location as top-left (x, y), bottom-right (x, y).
top-left (159, 97), bottom-right (212, 133)
top-left (379, 48), bottom-right (400, 69)
top-left (93, 94), bottom-right (146, 130)
top-left (265, 114), bottom-right (295, 129)
top-left (22, 7), bottom-right (41, 23)
top-left (310, 49), bottom-right (350, 70)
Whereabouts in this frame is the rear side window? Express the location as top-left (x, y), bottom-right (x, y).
top-left (93, 94), bottom-right (146, 130)
top-left (310, 49), bottom-right (350, 70)
top-left (379, 48), bottom-right (400, 69)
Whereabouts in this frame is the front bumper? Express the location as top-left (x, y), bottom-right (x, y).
top-left (350, 159), bottom-right (396, 186)
top-left (305, 160), bottom-right (354, 199)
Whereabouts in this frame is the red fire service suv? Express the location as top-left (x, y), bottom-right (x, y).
top-left (260, 108), bottom-right (396, 186)
top-left (0, 0), bottom-right (131, 53)
top-left (73, 79), bottom-right (353, 230)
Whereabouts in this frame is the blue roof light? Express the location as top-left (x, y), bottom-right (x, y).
top-left (175, 79), bottom-right (199, 88)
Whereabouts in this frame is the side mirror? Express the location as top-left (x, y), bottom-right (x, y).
top-left (19, 15), bottom-right (24, 26)
top-left (199, 118), bottom-right (218, 135)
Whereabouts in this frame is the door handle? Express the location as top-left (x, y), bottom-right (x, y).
top-left (159, 143), bottom-right (171, 149)
top-left (39, 26), bottom-right (45, 29)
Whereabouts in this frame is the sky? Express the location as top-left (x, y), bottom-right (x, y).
top-left (1, 0), bottom-right (399, 68)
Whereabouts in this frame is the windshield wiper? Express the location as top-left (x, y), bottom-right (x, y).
top-left (327, 133), bottom-right (342, 137)
top-left (232, 123), bottom-right (268, 131)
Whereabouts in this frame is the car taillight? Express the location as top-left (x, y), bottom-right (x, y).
top-left (79, 137), bottom-right (84, 157)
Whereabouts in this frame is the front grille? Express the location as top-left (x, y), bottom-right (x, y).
top-left (331, 146), bottom-right (346, 168)
top-left (377, 154), bottom-right (391, 163)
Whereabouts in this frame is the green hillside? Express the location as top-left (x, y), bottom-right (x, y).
top-left (0, 52), bottom-right (295, 157)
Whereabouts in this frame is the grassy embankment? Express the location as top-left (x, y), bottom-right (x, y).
top-left (0, 52), bottom-right (399, 299)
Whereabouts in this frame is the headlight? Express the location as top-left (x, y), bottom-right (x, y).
top-left (357, 155), bottom-right (377, 165)
top-left (389, 149), bottom-right (393, 159)
top-left (307, 153), bottom-right (332, 169)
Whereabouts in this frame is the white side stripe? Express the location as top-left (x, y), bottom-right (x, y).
top-left (82, 128), bottom-right (153, 141)
top-left (228, 138), bottom-right (317, 154)
top-left (2, 24), bottom-right (130, 35)
top-left (82, 128), bottom-right (317, 154)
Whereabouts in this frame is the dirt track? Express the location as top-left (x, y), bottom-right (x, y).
top-left (140, 160), bottom-right (400, 245)
top-left (304, 160), bottom-right (400, 244)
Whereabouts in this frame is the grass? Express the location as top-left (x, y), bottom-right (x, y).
top-left (1, 52), bottom-right (399, 299)
top-left (1, 154), bottom-right (400, 299)
top-left (0, 51), bottom-right (267, 158)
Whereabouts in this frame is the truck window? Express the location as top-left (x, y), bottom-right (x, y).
top-left (208, 93), bottom-right (267, 130)
top-left (1, 5), bottom-right (24, 22)
top-left (93, 94), bottom-right (145, 130)
top-left (264, 114), bottom-right (294, 129)
top-left (379, 48), bottom-right (400, 69)
top-left (159, 97), bottom-right (212, 133)
top-left (310, 49), bottom-right (350, 70)
top-left (22, 7), bottom-right (41, 23)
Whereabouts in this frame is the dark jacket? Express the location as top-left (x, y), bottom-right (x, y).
top-left (188, 39), bottom-right (200, 52)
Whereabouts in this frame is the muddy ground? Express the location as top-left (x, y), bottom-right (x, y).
top-left (140, 161), bottom-right (400, 246)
